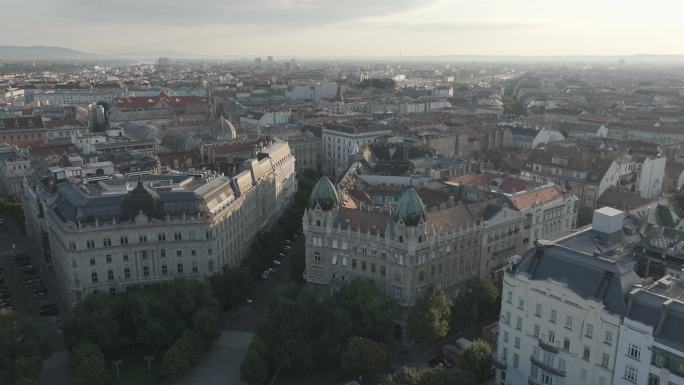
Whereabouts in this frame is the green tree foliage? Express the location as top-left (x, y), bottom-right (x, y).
top-left (0, 313), bottom-right (47, 385)
top-left (67, 278), bottom-right (219, 381)
top-left (71, 340), bottom-right (110, 385)
top-left (160, 331), bottom-right (202, 380)
top-left (383, 366), bottom-right (477, 385)
top-left (577, 207), bottom-right (594, 227)
top-left (209, 266), bottom-right (251, 309)
top-left (451, 278), bottom-right (500, 332)
top-left (461, 339), bottom-right (492, 382)
top-left (241, 280), bottom-right (395, 384)
top-left (339, 337), bottom-right (386, 377)
top-left (332, 279), bottom-right (398, 340)
top-left (503, 96), bottom-right (525, 116)
top-left (0, 196), bottom-right (25, 232)
top-left (407, 286), bottom-right (451, 344)
top-left (240, 336), bottom-right (271, 385)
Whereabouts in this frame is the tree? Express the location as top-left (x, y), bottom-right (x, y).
top-left (339, 337), bottom-right (386, 377)
top-left (209, 266), bottom-right (251, 309)
top-left (192, 307), bottom-right (219, 344)
top-left (577, 207), bottom-right (593, 227)
top-left (67, 292), bottom-right (125, 353)
top-left (460, 339), bottom-right (492, 381)
top-left (0, 313), bottom-right (47, 385)
top-left (408, 286), bottom-right (451, 344)
top-left (452, 278), bottom-right (499, 332)
top-left (240, 336), bottom-right (271, 385)
top-left (72, 340), bottom-right (110, 385)
top-left (383, 367), bottom-right (421, 385)
top-left (332, 279), bottom-right (398, 340)
top-left (160, 331), bottom-right (202, 380)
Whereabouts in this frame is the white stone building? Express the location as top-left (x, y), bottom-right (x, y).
top-left (39, 143), bottom-right (295, 309)
top-left (495, 208), bottom-right (642, 385)
top-left (321, 124), bottom-right (392, 178)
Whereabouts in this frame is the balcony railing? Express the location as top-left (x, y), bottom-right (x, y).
top-left (530, 357), bottom-right (566, 377)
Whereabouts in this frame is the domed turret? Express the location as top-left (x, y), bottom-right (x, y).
top-left (309, 177), bottom-right (339, 211)
top-left (394, 188), bottom-right (426, 226)
top-left (212, 114), bottom-right (237, 141)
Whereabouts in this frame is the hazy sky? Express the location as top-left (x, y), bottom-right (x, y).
top-left (4, 0), bottom-right (684, 57)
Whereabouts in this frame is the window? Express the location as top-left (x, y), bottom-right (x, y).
top-left (604, 331), bottom-right (613, 345)
top-left (628, 344), bottom-right (641, 360)
top-left (158, 233), bottom-right (166, 241)
top-left (583, 346), bottom-right (591, 361)
top-left (648, 374), bottom-right (660, 385)
top-left (191, 249), bottom-right (197, 257)
top-left (533, 324), bottom-right (540, 337)
top-left (506, 291), bottom-right (513, 304)
top-left (503, 330), bottom-right (509, 343)
top-left (352, 258), bottom-right (358, 269)
top-left (394, 286), bottom-right (402, 299)
top-left (558, 358), bottom-right (565, 372)
top-left (361, 261), bottom-right (367, 271)
top-left (625, 366), bottom-right (638, 383)
top-left (513, 353), bottom-right (519, 368)
top-left (141, 250), bottom-right (147, 259)
top-left (514, 337), bottom-right (520, 349)
top-left (162, 265), bottom-right (168, 275)
top-left (161, 249), bottom-right (166, 258)
top-left (143, 266), bottom-right (149, 277)
top-left (103, 238), bottom-right (111, 247)
top-left (90, 258), bottom-right (96, 266)
top-left (518, 298), bottom-right (525, 310)
top-left (419, 271), bottom-right (425, 282)
top-left (208, 248), bottom-right (212, 255)
top-left (208, 261), bottom-right (214, 272)
top-left (585, 324), bottom-right (594, 338)
top-left (536, 303), bottom-right (542, 317)
top-left (516, 317), bottom-right (522, 331)
top-left (124, 268), bottom-right (130, 279)
top-left (314, 253), bottom-right (322, 263)
top-left (120, 236), bottom-right (128, 245)
top-left (501, 347), bottom-right (508, 362)
top-left (505, 311), bottom-right (511, 325)
top-left (176, 250), bottom-right (182, 257)
top-left (601, 353), bottom-right (610, 368)
top-left (123, 254), bottom-right (129, 262)
top-left (548, 331), bottom-right (555, 344)
top-left (541, 373), bottom-right (553, 385)
top-left (192, 262), bottom-right (198, 273)
top-left (177, 263), bottom-right (184, 273)
top-left (106, 255), bottom-right (112, 264)
top-left (139, 234), bottom-right (147, 242)
top-left (550, 309), bottom-right (557, 323)
top-left (174, 232), bottom-right (182, 240)
top-left (107, 270), bottom-right (114, 280)
top-left (563, 338), bottom-right (570, 351)
top-left (565, 316), bottom-right (573, 329)
top-left (109, 287), bottom-right (116, 295)
top-left (91, 272), bottom-right (98, 283)
top-left (380, 265), bottom-right (386, 276)
top-left (87, 240), bottom-right (95, 249)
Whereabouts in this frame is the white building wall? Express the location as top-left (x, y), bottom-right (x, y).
top-left (638, 157), bottom-right (666, 198)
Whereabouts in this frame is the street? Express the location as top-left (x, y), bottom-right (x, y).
top-left (172, 232), bottom-right (303, 385)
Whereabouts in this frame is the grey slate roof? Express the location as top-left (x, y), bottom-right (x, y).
top-left (515, 240), bottom-right (641, 316)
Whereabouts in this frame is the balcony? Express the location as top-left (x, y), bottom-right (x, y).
top-left (491, 353), bottom-right (507, 370)
top-left (538, 338), bottom-right (559, 354)
top-left (530, 357), bottom-right (566, 377)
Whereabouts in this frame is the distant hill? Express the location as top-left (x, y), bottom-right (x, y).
top-left (0, 45), bottom-right (99, 60)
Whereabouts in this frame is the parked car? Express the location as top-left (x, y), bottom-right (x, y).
top-left (283, 239), bottom-right (293, 245)
top-left (273, 260), bottom-right (281, 265)
top-left (245, 298), bottom-right (254, 305)
top-left (278, 252), bottom-right (286, 258)
top-left (260, 271), bottom-right (270, 280)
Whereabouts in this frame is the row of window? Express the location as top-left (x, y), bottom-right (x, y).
top-left (73, 231), bottom-right (210, 250)
top-left (88, 260), bottom-right (214, 283)
top-left (77, 248), bottom-right (212, 267)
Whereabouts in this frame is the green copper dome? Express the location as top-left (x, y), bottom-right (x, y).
top-left (309, 177), bottom-right (339, 210)
top-left (394, 188), bottom-right (426, 226)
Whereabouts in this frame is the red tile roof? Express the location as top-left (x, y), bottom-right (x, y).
top-left (509, 185), bottom-right (564, 210)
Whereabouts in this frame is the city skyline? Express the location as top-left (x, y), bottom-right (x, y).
top-left (4, 0), bottom-right (684, 58)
